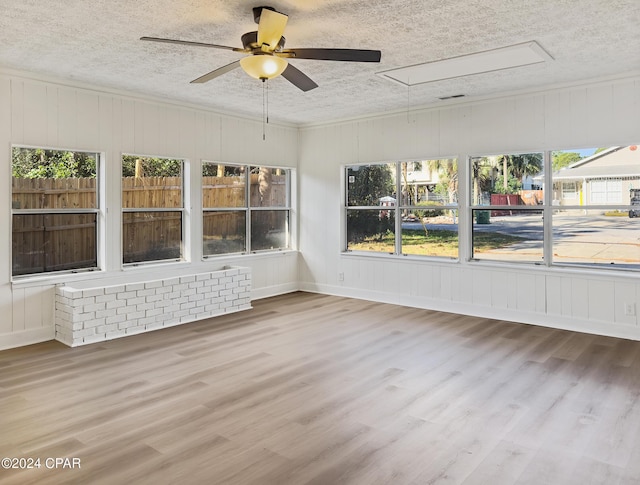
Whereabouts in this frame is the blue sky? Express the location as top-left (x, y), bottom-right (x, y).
top-left (577, 148), bottom-right (597, 157)
top-left (553, 148), bottom-right (598, 157)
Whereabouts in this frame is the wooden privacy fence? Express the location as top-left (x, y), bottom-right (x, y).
top-left (122, 177), bottom-right (183, 208)
top-left (12, 213), bottom-right (97, 275)
top-left (12, 177), bottom-right (97, 210)
top-left (202, 175), bottom-right (287, 207)
top-left (12, 175), bottom-right (287, 272)
top-left (202, 175), bottom-right (287, 241)
top-left (13, 175), bottom-right (286, 210)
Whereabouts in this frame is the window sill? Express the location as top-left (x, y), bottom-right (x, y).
top-left (11, 269), bottom-right (105, 290)
top-left (341, 251), bottom-right (459, 264)
top-left (203, 249), bottom-right (297, 261)
top-left (12, 251), bottom-right (299, 290)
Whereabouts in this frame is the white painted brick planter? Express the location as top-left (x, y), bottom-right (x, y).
top-left (54, 266), bottom-right (251, 347)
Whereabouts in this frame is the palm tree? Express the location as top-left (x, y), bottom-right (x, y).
top-left (470, 157), bottom-right (494, 204)
top-left (497, 153), bottom-right (543, 192)
top-left (509, 153), bottom-right (543, 180)
top-left (426, 158), bottom-right (458, 204)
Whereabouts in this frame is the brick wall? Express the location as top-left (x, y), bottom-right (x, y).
top-left (54, 266), bottom-right (251, 346)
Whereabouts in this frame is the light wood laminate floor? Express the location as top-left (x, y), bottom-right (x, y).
top-left (2, 292), bottom-right (640, 484)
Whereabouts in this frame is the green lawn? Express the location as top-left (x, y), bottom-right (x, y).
top-left (349, 229), bottom-right (524, 257)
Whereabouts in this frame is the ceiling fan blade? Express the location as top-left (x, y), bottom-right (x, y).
top-left (190, 60), bottom-right (241, 84)
top-left (281, 64), bottom-right (318, 92)
top-left (257, 9), bottom-right (288, 51)
top-left (281, 48), bottom-right (381, 62)
top-left (140, 36), bottom-right (244, 52)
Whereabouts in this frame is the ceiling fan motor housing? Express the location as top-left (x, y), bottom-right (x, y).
top-left (242, 31), bottom-right (286, 51)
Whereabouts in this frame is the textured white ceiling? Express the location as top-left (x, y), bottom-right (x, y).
top-left (1, 0), bottom-right (639, 125)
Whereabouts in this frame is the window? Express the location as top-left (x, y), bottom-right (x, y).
top-left (11, 147), bottom-right (100, 277)
top-left (122, 155), bottom-right (184, 264)
top-left (551, 146), bottom-right (640, 269)
top-left (470, 153), bottom-right (544, 264)
top-left (562, 182), bottom-right (578, 200)
top-left (202, 163), bottom-right (291, 256)
top-left (249, 166), bottom-right (290, 251)
top-left (467, 146), bottom-right (640, 270)
top-left (346, 163), bottom-right (395, 254)
top-left (345, 159), bottom-right (458, 258)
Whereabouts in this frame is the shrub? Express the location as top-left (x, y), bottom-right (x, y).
top-left (414, 201), bottom-right (443, 219)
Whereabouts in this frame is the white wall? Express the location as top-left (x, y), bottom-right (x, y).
top-left (2, 70), bottom-right (640, 350)
top-left (298, 75), bottom-right (640, 340)
top-left (0, 70), bottom-right (299, 350)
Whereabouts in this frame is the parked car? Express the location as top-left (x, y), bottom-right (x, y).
top-left (630, 189), bottom-right (640, 218)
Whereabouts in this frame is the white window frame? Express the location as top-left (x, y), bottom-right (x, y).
top-left (468, 151), bottom-right (545, 265)
top-left (468, 146), bottom-right (640, 271)
top-left (344, 158), bottom-right (459, 259)
top-left (202, 162), bottom-right (292, 257)
top-left (121, 154), bottom-right (186, 266)
top-left (10, 145), bottom-right (103, 279)
top-left (562, 181), bottom-right (578, 200)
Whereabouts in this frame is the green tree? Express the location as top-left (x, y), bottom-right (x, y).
top-left (347, 165), bottom-right (394, 243)
top-left (201, 163), bottom-right (218, 176)
top-left (493, 175), bottom-right (522, 194)
top-left (496, 153), bottom-right (543, 193)
top-left (427, 158), bottom-right (458, 203)
top-left (552, 151), bottom-right (582, 171)
top-left (509, 153), bottom-right (543, 180)
top-left (12, 148), bottom-right (96, 179)
top-left (471, 157), bottom-right (494, 204)
top-left (121, 155), bottom-right (181, 177)
top-left (347, 164), bottom-right (394, 206)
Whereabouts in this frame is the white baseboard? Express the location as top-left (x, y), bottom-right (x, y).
top-left (251, 283), bottom-right (300, 300)
top-left (0, 283), bottom-right (300, 351)
top-left (0, 327), bottom-right (56, 351)
top-left (299, 282), bottom-right (640, 341)
top-left (4, 282), bottom-right (637, 351)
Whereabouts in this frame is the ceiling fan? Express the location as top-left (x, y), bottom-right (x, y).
top-left (141, 6), bottom-right (381, 92)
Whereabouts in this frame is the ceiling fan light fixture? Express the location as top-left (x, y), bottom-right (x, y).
top-left (141, 6), bottom-right (380, 91)
top-left (240, 54), bottom-right (288, 80)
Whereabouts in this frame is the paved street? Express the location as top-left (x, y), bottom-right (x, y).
top-left (403, 213), bottom-right (640, 267)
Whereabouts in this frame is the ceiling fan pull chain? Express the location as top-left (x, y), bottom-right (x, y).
top-left (262, 79), bottom-right (266, 141)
